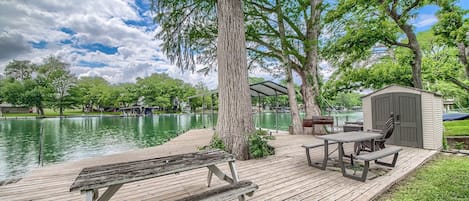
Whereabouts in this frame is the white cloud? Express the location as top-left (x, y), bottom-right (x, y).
top-left (0, 0), bottom-right (219, 88)
top-left (413, 14), bottom-right (438, 28)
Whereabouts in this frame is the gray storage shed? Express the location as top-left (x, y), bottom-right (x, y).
top-left (362, 85), bottom-right (443, 150)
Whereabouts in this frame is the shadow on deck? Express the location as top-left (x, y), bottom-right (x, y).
top-left (0, 129), bottom-right (437, 201)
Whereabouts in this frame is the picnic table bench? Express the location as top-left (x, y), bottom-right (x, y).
top-left (305, 132), bottom-right (402, 182)
top-left (70, 149), bottom-right (257, 201)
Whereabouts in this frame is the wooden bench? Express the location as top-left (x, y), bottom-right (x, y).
top-left (175, 180), bottom-right (258, 201)
top-left (347, 146), bottom-right (403, 182)
top-left (70, 150), bottom-right (257, 201)
top-left (303, 116), bottom-right (334, 134)
top-left (301, 142), bottom-right (338, 170)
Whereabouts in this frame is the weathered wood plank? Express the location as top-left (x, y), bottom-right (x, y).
top-left (70, 150), bottom-right (234, 191)
top-left (174, 181), bottom-right (258, 201)
top-left (0, 130), bottom-right (438, 201)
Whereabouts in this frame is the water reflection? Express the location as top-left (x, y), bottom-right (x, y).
top-left (0, 112), bottom-right (361, 180)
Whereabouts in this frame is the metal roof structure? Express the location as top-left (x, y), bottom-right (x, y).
top-left (249, 81), bottom-right (288, 97)
top-left (187, 81), bottom-right (288, 132)
top-left (188, 81), bottom-right (288, 99)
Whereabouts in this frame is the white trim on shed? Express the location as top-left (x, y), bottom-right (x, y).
top-left (362, 85), bottom-right (443, 150)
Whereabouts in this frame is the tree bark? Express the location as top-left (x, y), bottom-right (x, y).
top-left (299, 71), bottom-right (322, 118)
top-left (216, 0), bottom-right (254, 160)
top-left (448, 77), bottom-right (469, 92)
top-left (405, 27), bottom-right (423, 89)
top-left (297, 0), bottom-right (325, 134)
top-left (457, 42), bottom-right (469, 78)
top-left (385, 5), bottom-right (423, 89)
top-left (275, 0), bottom-right (302, 135)
top-left (38, 106), bottom-right (44, 116)
top-left (286, 67), bottom-right (303, 135)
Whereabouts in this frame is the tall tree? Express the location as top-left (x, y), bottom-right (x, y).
top-left (216, 0), bottom-right (254, 159)
top-left (325, 0), bottom-right (434, 89)
top-left (433, 1), bottom-right (469, 91)
top-left (74, 76), bottom-right (111, 111)
top-left (0, 78), bottom-right (46, 115)
top-left (4, 60), bottom-right (36, 81)
top-left (39, 56), bottom-right (77, 116)
top-left (153, 0), bottom-right (254, 159)
top-left (153, 0), bottom-right (327, 134)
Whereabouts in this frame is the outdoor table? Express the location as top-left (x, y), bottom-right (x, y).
top-left (69, 150), bottom-right (241, 201)
top-left (315, 132), bottom-right (383, 178)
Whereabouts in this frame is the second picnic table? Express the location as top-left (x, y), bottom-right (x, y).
top-left (314, 132), bottom-right (382, 180)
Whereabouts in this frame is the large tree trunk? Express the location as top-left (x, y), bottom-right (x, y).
top-left (408, 34), bottom-right (423, 89)
top-left (299, 72), bottom-right (321, 119)
top-left (457, 42), bottom-right (469, 78)
top-left (286, 67), bottom-right (303, 135)
top-left (387, 8), bottom-right (423, 89)
top-left (37, 106), bottom-right (44, 116)
top-left (275, 0), bottom-right (302, 135)
top-left (299, 0), bottom-right (325, 134)
top-left (216, 0), bottom-right (254, 160)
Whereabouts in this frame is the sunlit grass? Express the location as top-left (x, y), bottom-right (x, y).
top-left (444, 120), bottom-right (469, 136)
top-left (378, 155), bottom-right (469, 201)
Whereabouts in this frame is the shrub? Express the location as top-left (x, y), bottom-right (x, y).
top-left (210, 133), bottom-right (226, 150)
top-left (199, 133), bottom-right (226, 151)
top-left (249, 130), bottom-right (275, 159)
top-left (455, 142), bottom-right (465, 150)
top-left (442, 137), bottom-right (448, 150)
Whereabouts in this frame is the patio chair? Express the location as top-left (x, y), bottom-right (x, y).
top-left (354, 113), bottom-right (394, 155)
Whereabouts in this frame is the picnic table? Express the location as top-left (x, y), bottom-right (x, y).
top-left (303, 131), bottom-right (402, 182)
top-left (70, 149), bottom-right (257, 201)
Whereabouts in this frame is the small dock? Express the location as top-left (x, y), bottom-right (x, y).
top-left (0, 129), bottom-right (437, 200)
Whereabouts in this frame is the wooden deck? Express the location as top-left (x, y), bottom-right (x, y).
top-left (0, 129), bottom-right (437, 201)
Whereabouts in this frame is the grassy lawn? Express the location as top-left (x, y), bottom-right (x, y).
top-left (444, 120), bottom-right (469, 136)
top-left (378, 154), bottom-right (469, 201)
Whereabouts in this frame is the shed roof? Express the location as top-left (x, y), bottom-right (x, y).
top-left (188, 81), bottom-right (288, 99)
top-left (361, 85), bottom-right (442, 99)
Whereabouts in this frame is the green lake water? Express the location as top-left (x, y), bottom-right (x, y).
top-left (0, 112), bottom-right (362, 180)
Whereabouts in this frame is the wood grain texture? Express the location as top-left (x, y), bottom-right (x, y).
top-left (70, 150), bottom-right (234, 191)
top-left (0, 129), bottom-right (437, 201)
top-left (174, 180), bottom-right (257, 201)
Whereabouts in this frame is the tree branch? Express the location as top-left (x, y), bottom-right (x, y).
top-left (384, 37), bottom-right (411, 48)
top-left (248, 37), bottom-right (283, 56)
top-left (402, 0), bottom-right (420, 17)
top-left (448, 77), bottom-right (469, 92)
top-left (247, 47), bottom-right (282, 59)
top-left (282, 15), bottom-right (306, 40)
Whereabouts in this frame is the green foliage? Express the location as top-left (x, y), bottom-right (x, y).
top-left (151, 0), bottom-right (217, 72)
top-left (454, 142), bottom-right (465, 150)
top-left (206, 133), bottom-right (225, 151)
top-left (136, 73), bottom-right (196, 110)
top-left (249, 130), bottom-right (275, 159)
top-left (4, 60), bottom-right (36, 81)
top-left (38, 56), bottom-right (77, 115)
top-left (433, 1), bottom-right (469, 46)
top-left (379, 155), bottom-right (469, 201)
top-left (324, 29), bottom-right (469, 108)
top-left (442, 137), bottom-right (448, 150)
top-left (330, 92), bottom-right (362, 109)
top-left (443, 120), bottom-right (469, 136)
top-left (1, 57), bottom-right (199, 114)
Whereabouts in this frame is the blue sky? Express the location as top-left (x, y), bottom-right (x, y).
top-left (0, 0), bottom-right (467, 88)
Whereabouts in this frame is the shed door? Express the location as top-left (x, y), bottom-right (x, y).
top-left (372, 93), bottom-right (423, 148)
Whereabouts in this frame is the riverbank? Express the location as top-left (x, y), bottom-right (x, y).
top-left (0, 129), bottom-right (436, 200)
